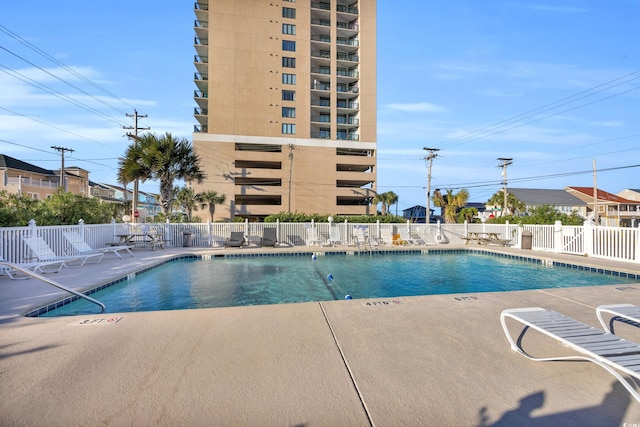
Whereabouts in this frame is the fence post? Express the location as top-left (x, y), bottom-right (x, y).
top-left (245, 218), bottom-right (249, 242)
top-left (583, 220), bottom-right (593, 257)
top-left (553, 220), bottom-right (562, 253)
top-left (79, 219), bottom-right (85, 239)
top-left (634, 224), bottom-right (640, 262)
top-left (28, 219), bottom-right (37, 236)
top-left (464, 220), bottom-right (468, 237)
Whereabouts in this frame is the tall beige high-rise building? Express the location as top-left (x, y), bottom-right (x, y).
top-left (193, 0), bottom-right (376, 221)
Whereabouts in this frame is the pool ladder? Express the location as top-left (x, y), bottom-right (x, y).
top-left (1, 261), bottom-right (105, 312)
top-left (354, 236), bottom-right (374, 256)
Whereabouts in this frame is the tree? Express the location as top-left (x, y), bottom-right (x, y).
top-left (487, 190), bottom-right (525, 215)
top-left (432, 188), bottom-right (469, 223)
top-left (118, 132), bottom-right (206, 214)
top-left (373, 191), bottom-right (398, 215)
top-left (198, 191), bottom-right (226, 222)
top-left (176, 186), bottom-right (199, 220)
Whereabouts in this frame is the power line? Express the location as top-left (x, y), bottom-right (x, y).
top-left (0, 24), bottom-right (135, 113)
top-left (439, 68), bottom-right (640, 148)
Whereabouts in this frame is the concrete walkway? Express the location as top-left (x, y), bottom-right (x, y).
top-left (1, 245), bottom-right (639, 426)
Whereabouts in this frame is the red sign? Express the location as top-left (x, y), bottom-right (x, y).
top-left (134, 211), bottom-right (139, 218)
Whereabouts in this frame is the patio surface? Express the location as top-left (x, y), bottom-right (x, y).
top-left (1, 244), bottom-right (639, 426)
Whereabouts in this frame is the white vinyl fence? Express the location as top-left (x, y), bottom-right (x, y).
top-left (0, 219), bottom-right (637, 264)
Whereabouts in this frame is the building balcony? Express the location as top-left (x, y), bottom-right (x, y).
top-left (336, 101), bottom-right (359, 110)
top-left (311, 99), bottom-right (331, 108)
top-left (6, 176), bottom-right (59, 189)
top-left (311, 19), bottom-right (331, 27)
top-left (336, 52), bottom-right (359, 63)
top-left (311, 2), bottom-right (331, 11)
top-left (337, 37), bottom-right (358, 47)
top-left (194, 107), bottom-right (208, 116)
top-left (311, 115), bottom-right (331, 123)
top-left (194, 90), bottom-right (208, 99)
top-left (311, 81), bottom-right (331, 91)
top-left (337, 4), bottom-right (359, 15)
top-left (311, 34), bottom-right (331, 44)
top-left (194, 2), bottom-right (208, 11)
top-left (337, 132), bottom-right (359, 141)
top-left (336, 116), bottom-right (359, 126)
top-left (311, 66), bottom-right (331, 75)
top-left (194, 19), bottom-right (208, 28)
top-left (194, 124), bottom-right (208, 133)
top-left (311, 50), bottom-right (331, 60)
top-left (194, 72), bottom-right (208, 81)
top-left (194, 55), bottom-right (208, 64)
top-left (336, 21), bottom-right (359, 31)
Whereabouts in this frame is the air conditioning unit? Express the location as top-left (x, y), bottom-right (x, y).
top-left (352, 87), bottom-right (359, 93)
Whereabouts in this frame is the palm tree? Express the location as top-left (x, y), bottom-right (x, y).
top-left (432, 188), bottom-right (469, 223)
top-left (118, 132), bottom-right (205, 214)
top-left (176, 186), bottom-right (199, 220)
top-left (373, 191), bottom-right (398, 215)
top-left (487, 190), bottom-right (526, 215)
top-left (198, 191), bottom-right (226, 222)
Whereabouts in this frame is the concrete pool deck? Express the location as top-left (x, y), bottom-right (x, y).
top-left (1, 244), bottom-right (639, 426)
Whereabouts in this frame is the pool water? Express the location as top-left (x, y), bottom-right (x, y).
top-left (42, 252), bottom-right (637, 316)
top-left (39, 252), bottom-right (638, 317)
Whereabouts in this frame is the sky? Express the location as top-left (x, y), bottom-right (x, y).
top-left (1, 1), bottom-right (639, 214)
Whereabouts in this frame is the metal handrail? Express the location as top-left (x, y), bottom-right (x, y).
top-left (1, 262), bottom-right (105, 312)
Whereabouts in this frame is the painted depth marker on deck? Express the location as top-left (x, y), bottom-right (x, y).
top-left (71, 316), bottom-right (123, 326)
top-left (362, 299), bottom-right (402, 307)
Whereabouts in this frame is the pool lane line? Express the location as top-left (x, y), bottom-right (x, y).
top-left (318, 301), bottom-right (375, 427)
top-left (312, 259), bottom-right (339, 300)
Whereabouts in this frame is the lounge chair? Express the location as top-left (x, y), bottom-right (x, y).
top-left (305, 227), bottom-right (322, 246)
top-left (377, 228), bottom-right (394, 245)
top-left (329, 225), bottom-right (344, 246)
top-left (500, 307), bottom-right (640, 403)
top-left (23, 235), bottom-right (104, 267)
top-left (352, 226), bottom-right (368, 246)
top-left (223, 231), bottom-right (245, 248)
top-left (63, 231), bottom-right (134, 259)
top-left (596, 304), bottom-right (640, 334)
top-left (260, 228), bottom-right (277, 247)
top-left (0, 258), bottom-right (65, 279)
top-left (399, 229), bottom-right (416, 245)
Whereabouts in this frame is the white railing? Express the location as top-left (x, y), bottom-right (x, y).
top-left (0, 219), bottom-right (637, 264)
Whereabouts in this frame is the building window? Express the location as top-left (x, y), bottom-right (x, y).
top-left (282, 123), bottom-right (296, 134)
top-left (282, 90), bottom-right (295, 101)
top-left (282, 7), bottom-right (296, 18)
top-left (282, 40), bottom-right (296, 51)
top-left (282, 107), bottom-right (296, 118)
top-left (282, 73), bottom-right (296, 84)
top-left (282, 57), bottom-right (296, 68)
top-left (282, 24), bottom-right (296, 35)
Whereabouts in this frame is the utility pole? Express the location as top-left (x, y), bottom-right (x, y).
top-left (51, 146), bottom-right (74, 191)
top-left (423, 147), bottom-right (439, 223)
top-left (593, 159), bottom-right (599, 225)
top-left (123, 110), bottom-right (149, 223)
top-left (497, 158), bottom-right (513, 216)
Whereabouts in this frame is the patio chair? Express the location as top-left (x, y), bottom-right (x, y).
top-left (596, 304), bottom-right (640, 334)
top-left (23, 235), bottom-right (104, 267)
top-left (63, 231), bottom-right (134, 259)
top-left (399, 229), bottom-right (416, 245)
top-left (260, 228), bottom-right (278, 247)
top-left (500, 307), bottom-right (640, 403)
top-left (223, 231), bottom-right (245, 248)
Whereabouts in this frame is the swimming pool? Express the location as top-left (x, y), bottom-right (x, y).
top-left (36, 250), bottom-right (639, 317)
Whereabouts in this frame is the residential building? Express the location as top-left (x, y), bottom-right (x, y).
top-left (192, 0), bottom-right (377, 221)
top-left (506, 188), bottom-right (587, 217)
top-left (618, 188), bottom-right (640, 202)
top-left (0, 154), bottom-right (88, 199)
top-left (566, 186), bottom-right (640, 227)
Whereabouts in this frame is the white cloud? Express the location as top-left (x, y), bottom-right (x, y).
top-left (385, 102), bottom-right (448, 113)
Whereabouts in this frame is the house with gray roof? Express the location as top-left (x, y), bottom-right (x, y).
top-left (506, 188), bottom-right (587, 217)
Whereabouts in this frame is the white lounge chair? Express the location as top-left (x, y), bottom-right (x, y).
top-left (23, 236), bottom-right (104, 267)
top-left (352, 226), bottom-right (368, 246)
top-left (63, 231), bottom-right (134, 259)
top-left (399, 229), bottom-right (416, 245)
top-left (500, 307), bottom-right (640, 403)
top-left (377, 228), bottom-right (395, 245)
top-left (329, 225), bottom-right (344, 246)
top-left (596, 304), bottom-right (640, 334)
top-left (305, 227), bottom-right (322, 246)
top-left (0, 258), bottom-right (65, 279)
